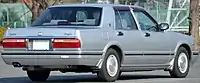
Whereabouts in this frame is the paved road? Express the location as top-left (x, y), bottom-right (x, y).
top-left (0, 57), bottom-right (200, 83)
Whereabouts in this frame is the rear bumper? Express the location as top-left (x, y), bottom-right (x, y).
top-left (1, 52), bottom-right (102, 67)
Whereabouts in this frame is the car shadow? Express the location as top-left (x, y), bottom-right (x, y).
top-left (0, 74), bottom-right (172, 83)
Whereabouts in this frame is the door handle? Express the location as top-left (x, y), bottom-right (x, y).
top-left (117, 31), bottom-right (124, 36)
top-left (144, 32), bottom-right (150, 37)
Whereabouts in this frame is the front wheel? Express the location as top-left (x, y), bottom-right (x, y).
top-left (169, 47), bottom-right (190, 78)
top-left (97, 48), bottom-right (121, 82)
top-left (27, 70), bottom-right (50, 82)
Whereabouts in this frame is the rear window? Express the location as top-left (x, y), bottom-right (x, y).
top-left (32, 7), bottom-right (102, 26)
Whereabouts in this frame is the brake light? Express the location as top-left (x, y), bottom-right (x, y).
top-left (2, 38), bottom-right (26, 48)
top-left (53, 38), bottom-right (81, 48)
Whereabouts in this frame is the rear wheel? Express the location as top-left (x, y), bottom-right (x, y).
top-left (27, 70), bottom-right (50, 82)
top-left (97, 48), bottom-right (121, 82)
top-left (169, 47), bottom-right (190, 78)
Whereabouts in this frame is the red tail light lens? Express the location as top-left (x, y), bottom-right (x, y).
top-left (53, 38), bottom-right (81, 48)
top-left (2, 38), bottom-right (26, 48)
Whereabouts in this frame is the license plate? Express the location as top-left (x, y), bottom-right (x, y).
top-left (32, 40), bottom-right (50, 50)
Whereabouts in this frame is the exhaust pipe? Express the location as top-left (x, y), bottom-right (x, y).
top-left (12, 62), bottom-right (22, 67)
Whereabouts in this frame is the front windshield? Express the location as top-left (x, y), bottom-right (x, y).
top-left (31, 7), bottom-right (102, 26)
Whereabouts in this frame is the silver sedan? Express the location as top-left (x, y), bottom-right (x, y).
top-left (1, 4), bottom-right (199, 82)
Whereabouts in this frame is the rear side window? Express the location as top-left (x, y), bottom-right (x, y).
top-left (114, 9), bottom-right (137, 30)
top-left (32, 7), bottom-right (102, 26)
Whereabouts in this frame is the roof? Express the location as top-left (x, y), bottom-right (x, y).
top-left (50, 3), bottom-right (143, 9)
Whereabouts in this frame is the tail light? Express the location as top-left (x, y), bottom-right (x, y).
top-left (2, 38), bottom-right (26, 48)
top-left (53, 38), bottom-right (81, 48)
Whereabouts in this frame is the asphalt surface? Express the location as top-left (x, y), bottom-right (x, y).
top-left (0, 56), bottom-right (200, 83)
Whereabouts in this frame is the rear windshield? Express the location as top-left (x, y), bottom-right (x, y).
top-left (32, 7), bottom-right (102, 26)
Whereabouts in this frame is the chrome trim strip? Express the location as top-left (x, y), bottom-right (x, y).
top-left (2, 55), bottom-right (102, 59)
top-left (121, 64), bottom-right (169, 67)
top-left (2, 51), bottom-right (104, 55)
top-left (124, 51), bottom-right (173, 56)
top-left (2, 52), bottom-right (102, 55)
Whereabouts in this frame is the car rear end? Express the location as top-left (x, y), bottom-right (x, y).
top-left (1, 28), bottom-right (84, 66)
top-left (0, 6), bottom-right (103, 69)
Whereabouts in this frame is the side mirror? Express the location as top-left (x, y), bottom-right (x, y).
top-left (159, 23), bottom-right (169, 31)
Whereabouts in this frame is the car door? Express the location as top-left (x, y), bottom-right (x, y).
top-left (132, 9), bottom-right (172, 65)
top-left (111, 7), bottom-right (145, 65)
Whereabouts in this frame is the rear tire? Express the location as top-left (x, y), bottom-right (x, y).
top-left (97, 48), bottom-right (121, 82)
top-left (27, 70), bottom-right (50, 82)
top-left (169, 47), bottom-right (190, 78)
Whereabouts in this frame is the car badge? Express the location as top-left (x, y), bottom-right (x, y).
top-left (64, 32), bottom-right (72, 36)
top-left (38, 32), bottom-right (43, 36)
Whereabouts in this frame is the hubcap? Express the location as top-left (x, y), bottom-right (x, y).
top-left (178, 52), bottom-right (188, 73)
top-left (106, 54), bottom-right (118, 77)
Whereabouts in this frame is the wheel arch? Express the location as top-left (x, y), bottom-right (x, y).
top-left (174, 42), bottom-right (192, 61)
top-left (168, 42), bottom-right (191, 77)
top-left (167, 41), bottom-right (192, 71)
top-left (96, 42), bottom-right (124, 68)
top-left (107, 45), bottom-right (124, 63)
